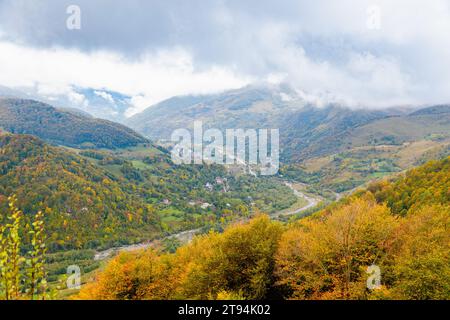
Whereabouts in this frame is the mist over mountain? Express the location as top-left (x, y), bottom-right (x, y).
top-left (126, 84), bottom-right (438, 160)
top-left (125, 83), bottom-right (302, 138)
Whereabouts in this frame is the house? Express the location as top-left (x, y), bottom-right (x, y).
top-left (205, 182), bottom-right (213, 191)
top-left (200, 202), bottom-right (212, 209)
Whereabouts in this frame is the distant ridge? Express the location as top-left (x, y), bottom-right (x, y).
top-left (0, 98), bottom-right (149, 149)
top-left (409, 104), bottom-right (450, 116)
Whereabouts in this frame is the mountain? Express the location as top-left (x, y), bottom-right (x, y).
top-left (345, 105), bottom-right (450, 147)
top-left (0, 98), bottom-right (148, 149)
top-left (125, 84), bottom-right (403, 160)
top-left (280, 104), bottom-right (392, 161)
top-left (409, 104), bottom-right (450, 116)
top-left (125, 84), bottom-right (305, 140)
top-left (127, 85), bottom-right (450, 161)
top-left (126, 85), bottom-right (450, 192)
top-left (282, 104), bottom-right (450, 192)
top-left (125, 84), bottom-right (426, 162)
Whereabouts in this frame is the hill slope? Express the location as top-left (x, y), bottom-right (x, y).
top-left (0, 98), bottom-right (148, 149)
top-left (283, 105), bottom-right (450, 192)
top-left (0, 134), bottom-right (161, 250)
top-left (367, 156), bottom-right (450, 215)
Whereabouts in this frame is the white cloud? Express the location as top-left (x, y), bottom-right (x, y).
top-left (0, 41), bottom-right (251, 116)
top-left (35, 83), bottom-right (89, 108)
top-left (68, 91), bottom-right (89, 108)
top-left (94, 90), bottom-right (114, 103)
top-left (127, 94), bottom-right (154, 117)
top-left (1, 0), bottom-right (450, 112)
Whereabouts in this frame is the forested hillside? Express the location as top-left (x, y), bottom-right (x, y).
top-left (0, 134), bottom-right (161, 251)
top-left (77, 157), bottom-right (450, 300)
top-left (280, 105), bottom-right (450, 193)
top-left (75, 145), bottom-right (297, 232)
top-left (367, 156), bottom-right (450, 215)
top-left (0, 98), bottom-right (148, 149)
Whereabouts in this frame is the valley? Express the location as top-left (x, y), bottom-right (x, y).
top-left (92, 178), bottom-right (322, 262)
top-left (0, 93), bottom-right (448, 301)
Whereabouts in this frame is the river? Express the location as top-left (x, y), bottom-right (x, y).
top-left (94, 180), bottom-right (321, 261)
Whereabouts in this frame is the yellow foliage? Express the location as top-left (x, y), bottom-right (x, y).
top-left (388, 205), bottom-right (450, 299)
top-left (77, 215), bottom-right (283, 300)
top-left (76, 176), bottom-right (450, 301)
top-left (275, 198), bottom-right (399, 299)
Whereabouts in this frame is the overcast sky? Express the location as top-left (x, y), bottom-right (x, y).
top-left (0, 0), bottom-right (450, 115)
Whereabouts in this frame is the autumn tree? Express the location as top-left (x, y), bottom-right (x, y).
top-left (0, 196), bottom-right (23, 300)
top-left (387, 205), bottom-right (450, 299)
top-left (275, 197), bottom-right (399, 299)
top-left (78, 215), bottom-right (284, 300)
top-left (174, 215), bottom-right (284, 299)
top-left (76, 249), bottom-right (175, 300)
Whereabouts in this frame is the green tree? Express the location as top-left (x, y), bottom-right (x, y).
top-left (0, 196), bottom-right (48, 300)
top-left (0, 196), bottom-right (24, 300)
top-left (25, 210), bottom-right (48, 299)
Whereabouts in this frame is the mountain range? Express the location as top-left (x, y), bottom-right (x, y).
top-left (126, 84), bottom-right (450, 161)
top-left (3, 83), bottom-right (450, 193)
top-left (123, 84), bottom-right (450, 191)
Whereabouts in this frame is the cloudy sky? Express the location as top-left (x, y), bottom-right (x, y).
top-left (0, 0), bottom-right (449, 115)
